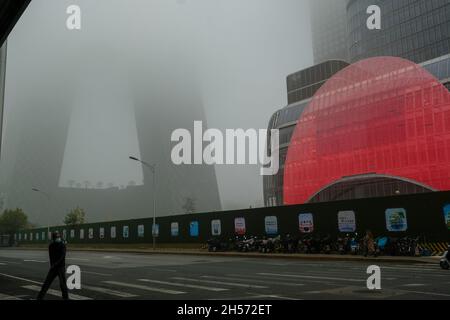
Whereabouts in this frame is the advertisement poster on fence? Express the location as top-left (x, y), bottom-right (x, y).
top-left (211, 219), bottom-right (221, 236)
top-left (443, 204), bottom-right (450, 230)
top-left (88, 228), bottom-right (94, 239)
top-left (99, 228), bottom-right (105, 239)
top-left (171, 222), bottom-right (179, 237)
top-left (338, 210), bottom-right (356, 232)
top-left (80, 229), bottom-right (84, 240)
top-left (385, 208), bottom-right (408, 232)
top-left (234, 217), bottom-right (246, 235)
top-left (111, 226), bottom-right (116, 239)
top-left (190, 221), bottom-right (199, 237)
top-left (299, 213), bottom-right (314, 233)
top-left (123, 226), bottom-right (129, 238)
top-left (152, 224), bottom-right (159, 237)
top-left (62, 229), bottom-right (67, 240)
top-left (264, 216), bottom-right (278, 235)
top-left (138, 225), bottom-right (144, 238)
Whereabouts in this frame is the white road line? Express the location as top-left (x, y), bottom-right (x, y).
top-left (0, 261), bottom-right (20, 264)
top-left (82, 271), bottom-right (112, 276)
top-left (401, 284), bottom-right (426, 287)
top-left (257, 272), bottom-right (364, 283)
top-left (0, 273), bottom-right (41, 284)
top-left (66, 258), bottom-right (90, 261)
top-left (380, 266), bottom-right (438, 272)
top-left (209, 294), bottom-right (301, 301)
top-left (0, 293), bottom-right (22, 300)
top-left (0, 263), bottom-right (6, 265)
top-left (403, 290), bottom-right (450, 298)
top-left (82, 285), bottom-right (138, 298)
top-left (138, 279), bottom-right (228, 292)
top-left (254, 294), bottom-right (300, 300)
top-left (226, 273), bottom-right (345, 287)
top-left (103, 281), bottom-right (185, 295)
top-left (201, 275), bottom-right (304, 287)
top-left (102, 256), bottom-right (121, 260)
top-left (23, 260), bottom-right (47, 263)
top-left (22, 285), bottom-right (92, 300)
top-left (149, 268), bottom-right (177, 272)
top-left (172, 277), bottom-right (268, 289)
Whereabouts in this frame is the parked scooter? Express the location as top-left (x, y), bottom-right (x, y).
top-left (440, 247), bottom-right (450, 270)
top-left (207, 237), bottom-right (228, 252)
top-left (349, 234), bottom-right (360, 255)
top-left (375, 236), bottom-right (389, 256)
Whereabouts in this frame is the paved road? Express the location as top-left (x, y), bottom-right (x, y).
top-left (0, 248), bottom-right (448, 300)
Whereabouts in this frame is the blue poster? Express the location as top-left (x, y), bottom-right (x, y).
top-left (385, 208), bottom-right (407, 232)
top-left (443, 204), bottom-right (450, 230)
top-left (190, 221), bottom-right (199, 237)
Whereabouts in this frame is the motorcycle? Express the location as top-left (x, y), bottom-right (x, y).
top-left (375, 236), bottom-right (389, 256)
top-left (238, 236), bottom-right (258, 252)
top-left (440, 249), bottom-right (450, 270)
top-left (207, 237), bottom-right (228, 252)
top-left (349, 234), bottom-right (360, 255)
top-left (336, 235), bottom-right (349, 255)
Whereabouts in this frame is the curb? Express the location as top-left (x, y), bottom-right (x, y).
top-left (8, 246), bottom-right (440, 264)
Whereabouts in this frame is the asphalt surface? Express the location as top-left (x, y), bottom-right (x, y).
top-left (0, 248), bottom-right (449, 300)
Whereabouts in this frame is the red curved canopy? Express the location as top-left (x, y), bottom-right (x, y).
top-left (283, 56), bottom-right (450, 204)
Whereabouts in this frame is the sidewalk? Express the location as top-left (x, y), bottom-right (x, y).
top-left (10, 244), bottom-right (442, 264)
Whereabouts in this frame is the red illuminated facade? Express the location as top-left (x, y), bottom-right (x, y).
top-left (283, 57), bottom-right (450, 205)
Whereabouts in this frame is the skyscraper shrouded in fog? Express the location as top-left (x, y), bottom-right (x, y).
top-left (0, 1), bottom-right (222, 225)
top-left (309, 0), bottom-right (349, 64)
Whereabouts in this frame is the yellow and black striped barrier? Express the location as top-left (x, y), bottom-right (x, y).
top-left (419, 242), bottom-right (449, 256)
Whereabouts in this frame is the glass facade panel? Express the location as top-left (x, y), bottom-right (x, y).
top-left (347, 0), bottom-right (450, 64)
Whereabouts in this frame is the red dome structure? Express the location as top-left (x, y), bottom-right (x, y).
top-left (283, 57), bottom-right (450, 204)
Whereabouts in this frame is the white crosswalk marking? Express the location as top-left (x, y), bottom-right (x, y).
top-left (172, 277), bottom-right (268, 289)
top-left (257, 272), bottom-right (364, 282)
top-left (22, 285), bottom-right (92, 300)
top-left (201, 275), bottom-right (304, 287)
top-left (138, 279), bottom-right (228, 292)
top-left (0, 293), bottom-right (22, 300)
top-left (103, 281), bottom-right (185, 295)
top-left (82, 285), bottom-right (138, 298)
top-left (0, 273), bottom-right (41, 284)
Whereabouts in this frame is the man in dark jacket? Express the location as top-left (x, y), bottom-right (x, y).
top-left (37, 231), bottom-right (69, 300)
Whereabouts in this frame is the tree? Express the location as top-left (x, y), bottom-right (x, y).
top-left (0, 208), bottom-right (29, 235)
top-left (63, 207), bottom-right (86, 226)
top-left (182, 197), bottom-right (196, 214)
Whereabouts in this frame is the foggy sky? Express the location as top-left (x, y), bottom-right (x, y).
top-left (1, 0), bottom-right (312, 223)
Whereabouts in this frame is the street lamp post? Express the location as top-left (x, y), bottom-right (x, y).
top-left (129, 156), bottom-right (157, 250)
top-left (32, 187), bottom-right (51, 238)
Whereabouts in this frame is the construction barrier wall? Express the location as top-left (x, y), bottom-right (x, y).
top-left (13, 191), bottom-right (450, 245)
